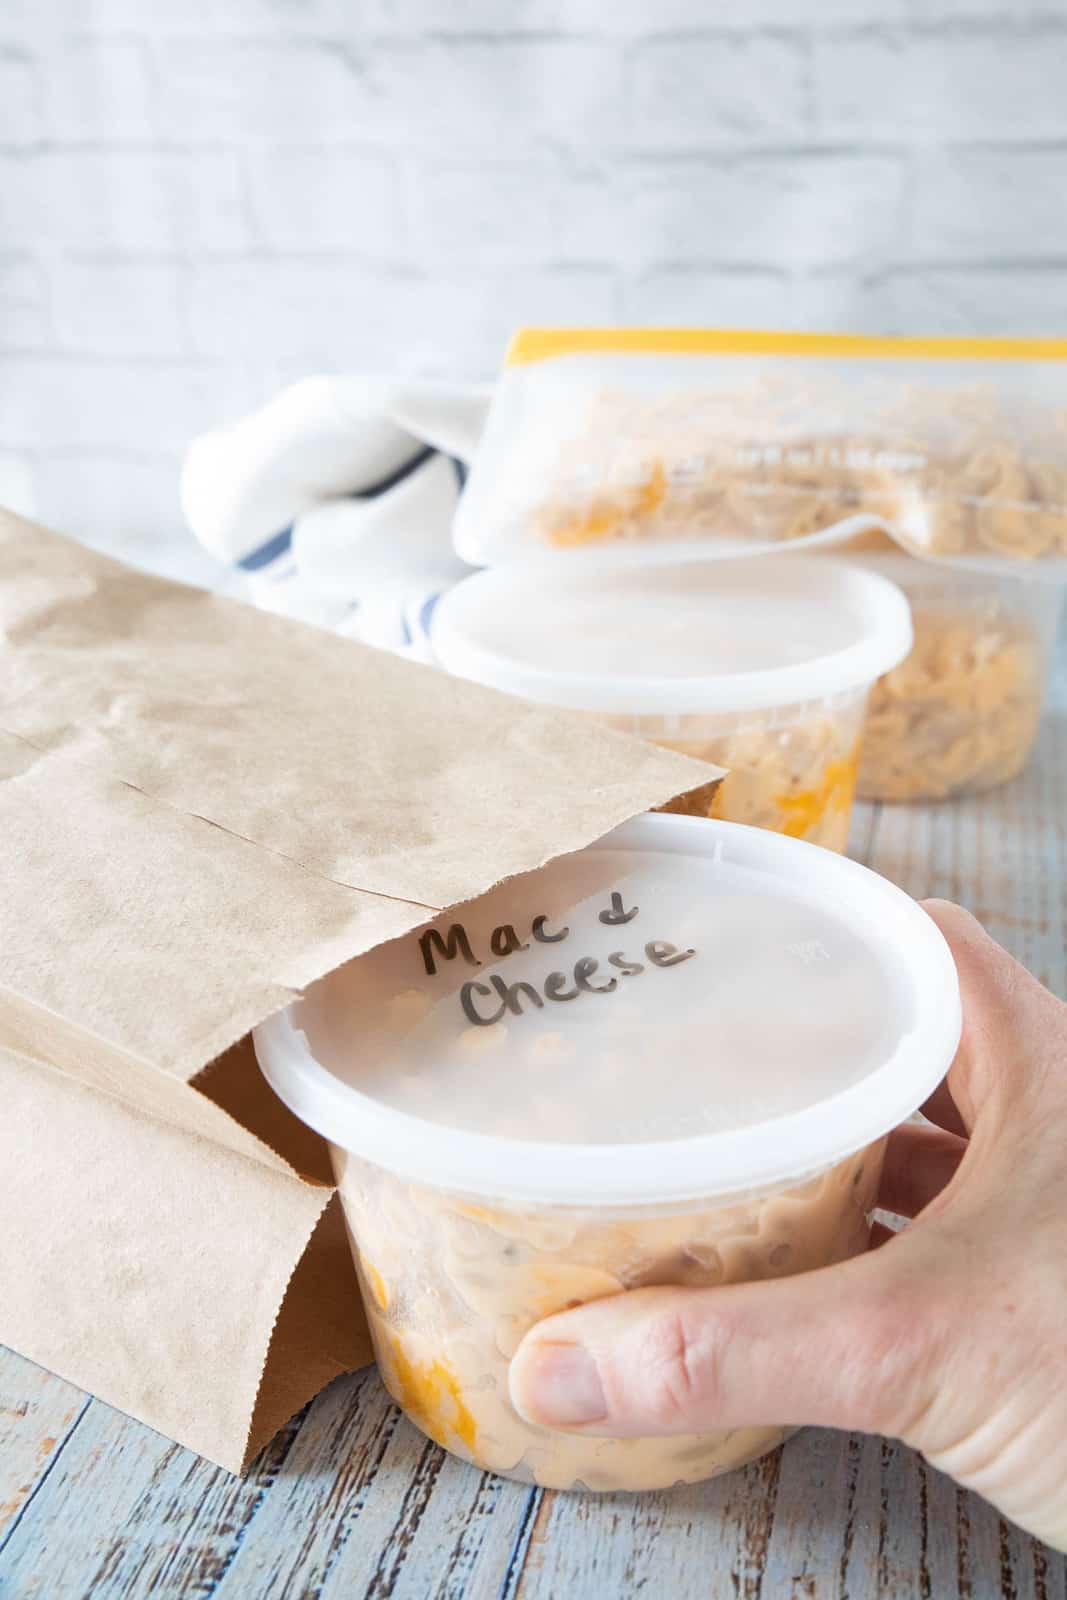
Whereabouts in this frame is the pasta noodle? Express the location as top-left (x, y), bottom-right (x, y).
top-left (337, 1145), bottom-right (881, 1491)
top-left (858, 605), bottom-right (1045, 801)
top-left (454, 331), bottom-right (1067, 571)
top-left (534, 383), bottom-right (1067, 562)
top-left (601, 694), bottom-right (868, 853)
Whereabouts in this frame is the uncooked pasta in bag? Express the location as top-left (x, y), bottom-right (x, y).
top-left (453, 329), bottom-right (1067, 574)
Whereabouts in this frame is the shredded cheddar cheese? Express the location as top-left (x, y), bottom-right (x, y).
top-left (383, 1333), bottom-right (479, 1455)
top-left (774, 744), bottom-right (861, 840)
top-left (360, 1256), bottom-right (391, 1313)
top-left (636, 702), bottom-right (866, 853)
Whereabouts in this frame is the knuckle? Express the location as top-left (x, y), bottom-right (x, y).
top-left (635, 1305), bottom-right (717, 1430)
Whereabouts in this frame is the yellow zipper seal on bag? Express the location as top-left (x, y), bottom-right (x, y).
top-left (507, 327), bottom-right (1067, 366)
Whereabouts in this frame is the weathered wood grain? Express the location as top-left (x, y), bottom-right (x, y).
top-left (0, 1371), bottom-right (301, 1597)
top-left (0, 636), bottom-right (1063, 1599)
top-left (0, 1347), bottom-right (88, 1542)
top-left (206, 1370), bottom-right (532, 1600)
top-left (513, 1442), bottom-right (784, 1599)
top-left (505, 1430), bottom-right (1067, 1600)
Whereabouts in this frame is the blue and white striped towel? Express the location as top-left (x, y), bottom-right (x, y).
top-left (180, 375), bottom-right (491, 657)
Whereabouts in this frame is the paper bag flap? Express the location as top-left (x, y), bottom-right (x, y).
top-left (0, 1042), bottom-right (371, 1473)
top-left (0, 510), bottom-right (721, 1129)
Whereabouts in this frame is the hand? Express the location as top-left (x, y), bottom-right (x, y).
top-left (508, 901), bottom-right (1067, 1552)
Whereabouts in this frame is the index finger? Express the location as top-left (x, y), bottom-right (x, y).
top-left (920, 899), bottom-right (1067, 1134)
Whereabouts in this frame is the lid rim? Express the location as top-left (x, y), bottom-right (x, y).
top-left (254, 815), bottom-right (962, 1208)
top-left (429, 551), bottom-right (914, 716)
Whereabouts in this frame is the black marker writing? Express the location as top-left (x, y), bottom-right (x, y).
top-left (488, 975), bottom-right (544, 1017)
top-left (574, 956), bottom-right (617, 994)
top-left (646, 940), bottom-right (696, 968)
top-left (460, 940), bottom-right (697, 1027)
top-left (599, 891), bottom-right (639, 925)
top-left (490, 923), bottom-right (529, 959)
top-left (420, 923), bottom-right (479, 977)
top-left (460, 980), bottom-right (504, 1026)
top-left (461, 976), bottom-right (546, 1025)
top-left (531, 914), bottom-right (569, 943)
top-left (608, 951), bottom-right (644, 976)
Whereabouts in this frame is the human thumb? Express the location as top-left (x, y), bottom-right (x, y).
top-left (508, 1246), bottom-right (938, 1442)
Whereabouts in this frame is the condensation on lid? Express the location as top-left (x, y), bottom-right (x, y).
top-left (430, 549), bottom-right (913, 714)
top-left (254, 815), bottom-right (961, 1207)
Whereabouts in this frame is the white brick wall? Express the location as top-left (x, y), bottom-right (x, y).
top-left (1, 3), bottom-right (1065, 559)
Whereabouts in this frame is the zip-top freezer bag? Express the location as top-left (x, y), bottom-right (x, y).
top-left (453, 329), bottom-right (1067, 576)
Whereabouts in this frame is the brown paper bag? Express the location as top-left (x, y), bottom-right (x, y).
top-left (0, 509), bottom-right (720, 1471)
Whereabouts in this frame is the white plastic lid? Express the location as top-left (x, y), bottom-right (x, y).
top-left (430, 549), bottom-right (913, 714)
top-left (254, 814), bottom-right (960, 1207)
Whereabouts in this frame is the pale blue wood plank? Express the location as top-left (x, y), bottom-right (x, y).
top-left (208, 1370), bottom-right (531, 1600)
top-left (0, 1386), bottom-right (296, 1598)
top-left (760, 1428), bottom-right (866, 1596)
top-left (0, 1347), bottom-right (89, 1546)
top-left (512, 1446), bottom-right (784, 1600)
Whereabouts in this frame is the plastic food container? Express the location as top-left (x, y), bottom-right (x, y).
top-left (851, 551), bottom-right (1064, 801)
top-left (430, 550), bottom-right (912, 852)
top-left (255, 814), bottom-right (961, 1492)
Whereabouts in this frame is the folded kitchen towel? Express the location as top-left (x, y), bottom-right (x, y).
top-left (180, 375), bottom-right (491, 655)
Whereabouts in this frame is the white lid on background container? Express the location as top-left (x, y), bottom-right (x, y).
top-left (429, 549), bottom-right (913, 715)
top-left (254, 814), bottom-right (960, 1208)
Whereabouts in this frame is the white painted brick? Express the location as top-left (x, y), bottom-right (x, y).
top-left (31, 453), bottom-right (227, 583)
top-left (367, 0), bottom-right (910, 29)
top-left (628, 34), bottom-right (807, 149)
top-left (0, 1), bottom-right (38, 34)
top-left (0, 49), bottom-right (41, 144)
top-left (188, 260), bottom-right (389, 364)
top-left (0, 151), bottom-right (251, 252)
top-left (781, 271), bottom-right (884, 331)
top-left (815, 26), bottom-right (1067, 141)
top-left (0, 259), bottom-right (49, 347)
top-left (73, 0), bottom-right (345, 30)
top-left (247, 147), bottom-right (402, 254)
top-left (157, 38), bottom-right (365, 142)
top-left (621, 267), bottom-right (789, 325)
top-left (43, 38), bottom-right (155, 141)
top-left (410, 161), bottom-right (617, 266)
top-left (354, 38), bottom-right (625, 154)
top-left (623, 267), bottom-right (886, 332)
top-left (397, 268), bottom-right (618, 377)
top-left (0, 357), bottom-right (258, 452)
top-left (189, 260), bottom-right (616, 375)
top-left (623, 156), bottom-right (907, 269)
top-left (913, 149), bottom-right (1067, 260)
top-left (0, 450), bottom-right (36, 519)
top-left (900, 0), bottom-right (1066, 18)
top-left (872, 267), bottom-right (1067, 334)
top-left (53, 261), bottom-right (187, 356)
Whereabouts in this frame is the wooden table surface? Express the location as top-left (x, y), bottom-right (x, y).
top-left (1, 630), bottom-right (1064, 1600)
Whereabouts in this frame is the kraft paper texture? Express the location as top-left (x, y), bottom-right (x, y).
top-left (0, 508), bottom-right (721, 1472)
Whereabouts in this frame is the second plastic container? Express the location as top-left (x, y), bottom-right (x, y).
top-left (430, 550), bottom-right (912, 851)
top-left (849, 550), bottom-right (1064, 801)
